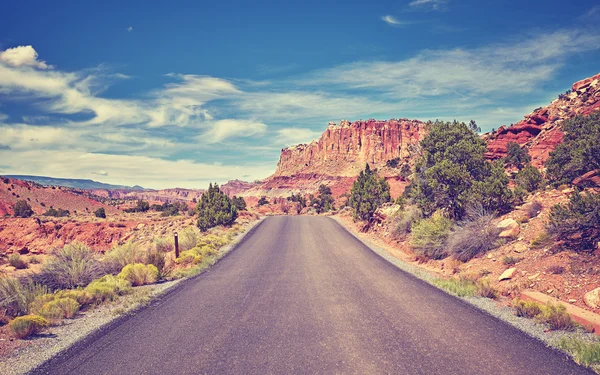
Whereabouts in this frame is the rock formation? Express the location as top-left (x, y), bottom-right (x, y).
top-left (485, 72), bottom-right (600, 167)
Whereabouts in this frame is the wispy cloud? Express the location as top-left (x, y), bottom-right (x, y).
top-left (202, 119), bottom-right (268, 143)
top-left (409, 0), bottom-right (447, 11)
top-left (127, 26), bottom-right (133, 32)
top-left (275, 128), bottom-right (322, 146)
top-left (381, 15), bottom-right (409, 27)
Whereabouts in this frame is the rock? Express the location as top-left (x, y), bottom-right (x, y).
top-left (568, 299), bottom-right (577, 303)
top-left (584, 287), bottom-right (600, 309)
top-left (136, 223), bottom-right (145, 230)
top-left (497, 218), bottom-right (518, 229)
top-left (573, 170), bottom-right (600, 188)
top-left (528, 272), bottom-right (540, 280)
top-left (514, 243), bottom-right (528, 253)
top-left (499, 225), bottom-right (520, 239)
top-left (499, 267), bottom-right (517, 281)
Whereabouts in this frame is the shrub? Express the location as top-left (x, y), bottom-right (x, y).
top-left (516, 165), bottom-right (543, 192)
top-left (258, 196), bottom-right (269, 206)
top-left (411, 210), bottom-right (452, 260)
top-left (390, 205), bottom-right (422, 240)
top-left (43, 208), bottom-right (70, 217)
top-left (231, 196), bottom-right (247, 211)
top-left (9, 315), bottom-right (48, 339)
top-left (55, 289), bottom-right (93, 307)
top-left (103, 241), bottom-right (145, 274)
top-left (475, 279), bottom-right (498, 299)
top-left (432, 277), bottom-right (477, 297)
top-left (547, 265), bottom-right (565, 275)
top-left (502, 256), bottom-right (521, 265)
top-left (0, 278), bottom-right (48, 317)
top-left (312, 184), bottom-right (335, 213)
top-left (557, 337), bottom-right (600, 367)
top-left (38, 243), bottom-right (103, 290)
top-left (13, 200), bottom-right (33, 218)
top-left (84, 275), bottom-right (132, 304)
top-left (175, 250), bottom-right (202, 265)
top-left (118, 264), bottom-right (159, 286)
top-left (513, 299), bottom-right (543, 318)
top-left (505, 142), bottom-right (531, 170)
top-left (546, 112), bottom-right (600, 186)
top-left (530, 231), bottom-right (552, 249)
top-left (178, 227), bottom-right (200, 252)
top-left (348, 164), bottom-right (391, 221)
top-left (94, 208), bottom-right (106, 218)
top-left (447, 210), bottom-right (501, 262)
top-left (146, 248), bottom-right (168, 279)
top-left (46, 297), bottom-right (80, 319)
top-left (153, 237), bottom-right (173, 253)
top-left (536, 302), bottom-right (576, 331)
top-left (124, 200), bottom-right (150, 213)
top-left (197, 183), bottom-right (237, 231)
top-left (8, 254), bottom-right (28, 269)
top-left (547, 191), bottom-right (600, 252)
top-left (524, 200), bottom-right (543, 218)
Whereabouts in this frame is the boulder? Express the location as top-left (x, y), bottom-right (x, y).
top-left (584, 288), bottom-right (600, 309)
top-left (497, 218), bottom-right (520, 238)
top-left (499, 268), bottom-right (517, 281)
top-left (514, 243), bottom-right (528, 253)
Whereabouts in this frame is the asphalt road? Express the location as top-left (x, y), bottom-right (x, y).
top-left (33, 216), bottom-right (592, 375)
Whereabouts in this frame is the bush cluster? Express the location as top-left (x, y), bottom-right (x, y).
top-left (310, 184), bottom-right (335, 214)
top-left (36, 243), bottom-right (104, 290)
top-left (118, 264), bottom-right (159, 286)
top-left (515, 165), bottom-right (543, 192)
top-left (8, 254), bottom-right (28, 269)
top-left (513, 299), bottom-right (576, 331)
top-left (43, 208), bottom-right (70, 217)
top-left (94, 207), bottom-right (106, 218)
top-left (411, 210), bottom-right (452, 260)
top-left (13, 200), bottom-right (33, 218)
top-left (348, 164), bottom-right (391, 221)
top-left (197, 183), bottom-right (237, 231)
top-left (124, 200), bottom-right (150, 213)
top-left (548, 191), bottom-right (600, 252)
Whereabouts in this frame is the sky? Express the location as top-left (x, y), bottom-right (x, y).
top-left (0, 0), bottom-right (599, 189)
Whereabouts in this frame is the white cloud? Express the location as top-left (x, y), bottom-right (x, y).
top-left (127, 26), bottom-right (133, 32)
top-left (275, 128), bottom-right (322, 146)
top-left (203, 119), bottom-right (267, 143)
top-left (381, 15), bottom-right (408, 26)
top-left (0, 149), bottom-right (274, 189)
top-left (409, 0), bottom-right (447, 11)
top-left (0, 45), bottom-right (50, 69)
top-left (92, 170), bottom-right (108, 176)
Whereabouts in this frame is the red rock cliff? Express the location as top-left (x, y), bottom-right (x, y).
top-left (485, 72), bottom-right (600, 167)
top-left (274, 119), bottom-right (427, 177)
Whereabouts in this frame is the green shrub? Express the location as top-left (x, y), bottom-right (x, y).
top-left (124, 200), bottom-right (150, 213)
top-left (390, 205), bottom-right (422, 240)
top-left (94, 207), bottom-right (106, 218)
top-left (547, 191), bottom-right (600, 252)
top-left (515, 165), bottom-right (543, 192)
top-left (46, 297), bottom-right (80, 319)
top-left (503, 256), bottom-right (521, 265)
top-left (178, 227), bottom-right (200, 252)
top-left (546, 112), bottom-right (600, 186)
top-left (0, 278), bottom-right (48, 317)
top-left (433, 277), bottom-right (477, 297)
top-left (447, 210), bottom-right (501, 262)
top-left (557, 337), bottom-right (600, 367)
top-left (411, 210), bottom-right (452, 260)
top-left (197, 183), bottom-right (237, 231)
top-left (231, 196), bottom-right (247, 211)
top-left (153, 237), bottom-right (173, 253)
top-left (530, 231), bottom-right (552, 249)
top-left (13, 200), bottom-right (33, 218)
top-left (55, 289), bottom-right (93, 307)
top-left (9, 314), bottom-right (48, 339)
top-left (38, 243), bottom-right (103, 290)
top-left (118, 264), bottom-right (159, 286)
top-left (28, 294), bottom-right (58, 316)
top-left (536, 302), bottom-right (576, 331)
top-left (84, 275), bottom-right (132, 304)
top-left (146, 248), bottom-right (168, 279)
top-left (312, 184), bottom-right (335, 213)
top-left (513, 299), bottom-right (543, 318)
top-left (103, 241), bottom-right (144, 273)
top-left (505, 142), bottom-right (531, 170)
top-left (348, 164), bottom-right (391, 221)
top-left (175, 250), bottom-right (202, 265)
top-left (8, 254), bottom-right (28, 269)
top-left (407, 120), bottom-right (513, 219)
top-left (43, 208), bottom-right (70, 217)
top-left (258, 196), bottom-right (269, 206)
top-left (475, 279), bottom-right (498, 299)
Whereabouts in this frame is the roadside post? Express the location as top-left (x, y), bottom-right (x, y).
top-left (174, 231), bottom-right (179, 258)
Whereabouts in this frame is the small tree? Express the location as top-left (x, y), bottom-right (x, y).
top-left (515, 165), bottom-right (543, 192)
top-left (197, 183), bottom-right (237, 231)
top-left (310, 184), bottom-right (335, 213)
top-left (349, 164), bottom-right (391, 221)
top-left (505, 142), bottom-right (531, 170)
top-left (94, 208), bottom-right (106, 218)
top-left (231, 196), bottom-right (247, 211)
top-left (13, 200), bottom-right (33, 218)
top-left (548, 191), bottom-right (600, 252)
top-left (257, 196), bottom-right (269, 206)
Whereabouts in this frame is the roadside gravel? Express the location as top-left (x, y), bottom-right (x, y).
top-left (0, 217), bottom-right (264, 375)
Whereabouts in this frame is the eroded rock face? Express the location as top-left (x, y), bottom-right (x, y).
top-left (274, 119), bottom-right (427, 178)
top-left (484, 72), bottom-right (600, 167)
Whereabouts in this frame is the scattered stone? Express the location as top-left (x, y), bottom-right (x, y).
top-left (487, 254), bottom-right (493, 259)
top-left (569, 299), bottom-right (577, 303)
top-left (499, 268), bottom-right (517, 281)
top-left (584, 287), bottom-right (600, 309)
top-left (136, 223), bottom-right (145, 230)
top-left (497, 218), bottom-right (520, 238)
top-left (514, 243), bottom-right (528, 253)
top-left (547, 289), bottom-right (554, 294)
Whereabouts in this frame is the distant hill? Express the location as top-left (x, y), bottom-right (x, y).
top-left (4, 175), bottom-right (145, 191)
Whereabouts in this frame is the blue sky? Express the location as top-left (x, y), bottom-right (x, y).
top-left (0, 0), bottom-right (599, 189)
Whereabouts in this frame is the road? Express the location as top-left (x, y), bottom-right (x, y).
top-left (33, 216), bottom-right (591, 375)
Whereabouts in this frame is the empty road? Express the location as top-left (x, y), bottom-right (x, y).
top-left (33, 216), bottom-right (591, 375)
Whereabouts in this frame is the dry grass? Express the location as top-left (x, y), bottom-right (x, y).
top-left (447, 211), bottom-right (501, 262)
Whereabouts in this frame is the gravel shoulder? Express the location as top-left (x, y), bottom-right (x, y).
top-left (0, 217), bottom-right (264, 375)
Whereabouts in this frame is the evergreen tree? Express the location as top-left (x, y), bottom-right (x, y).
top-left (231, 196), bottom-right (247, 211)
top-left (13, 200), bottom-right (33, 218)
top-left (196, 183), bottom-right (238, 231)
top-left (349, 164), bottom-right (391, 221)
top-left (505, 142), bottom-right (531, 170)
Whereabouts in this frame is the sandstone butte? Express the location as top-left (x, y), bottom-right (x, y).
top-left (239, 71), bottom-right (600, 200)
